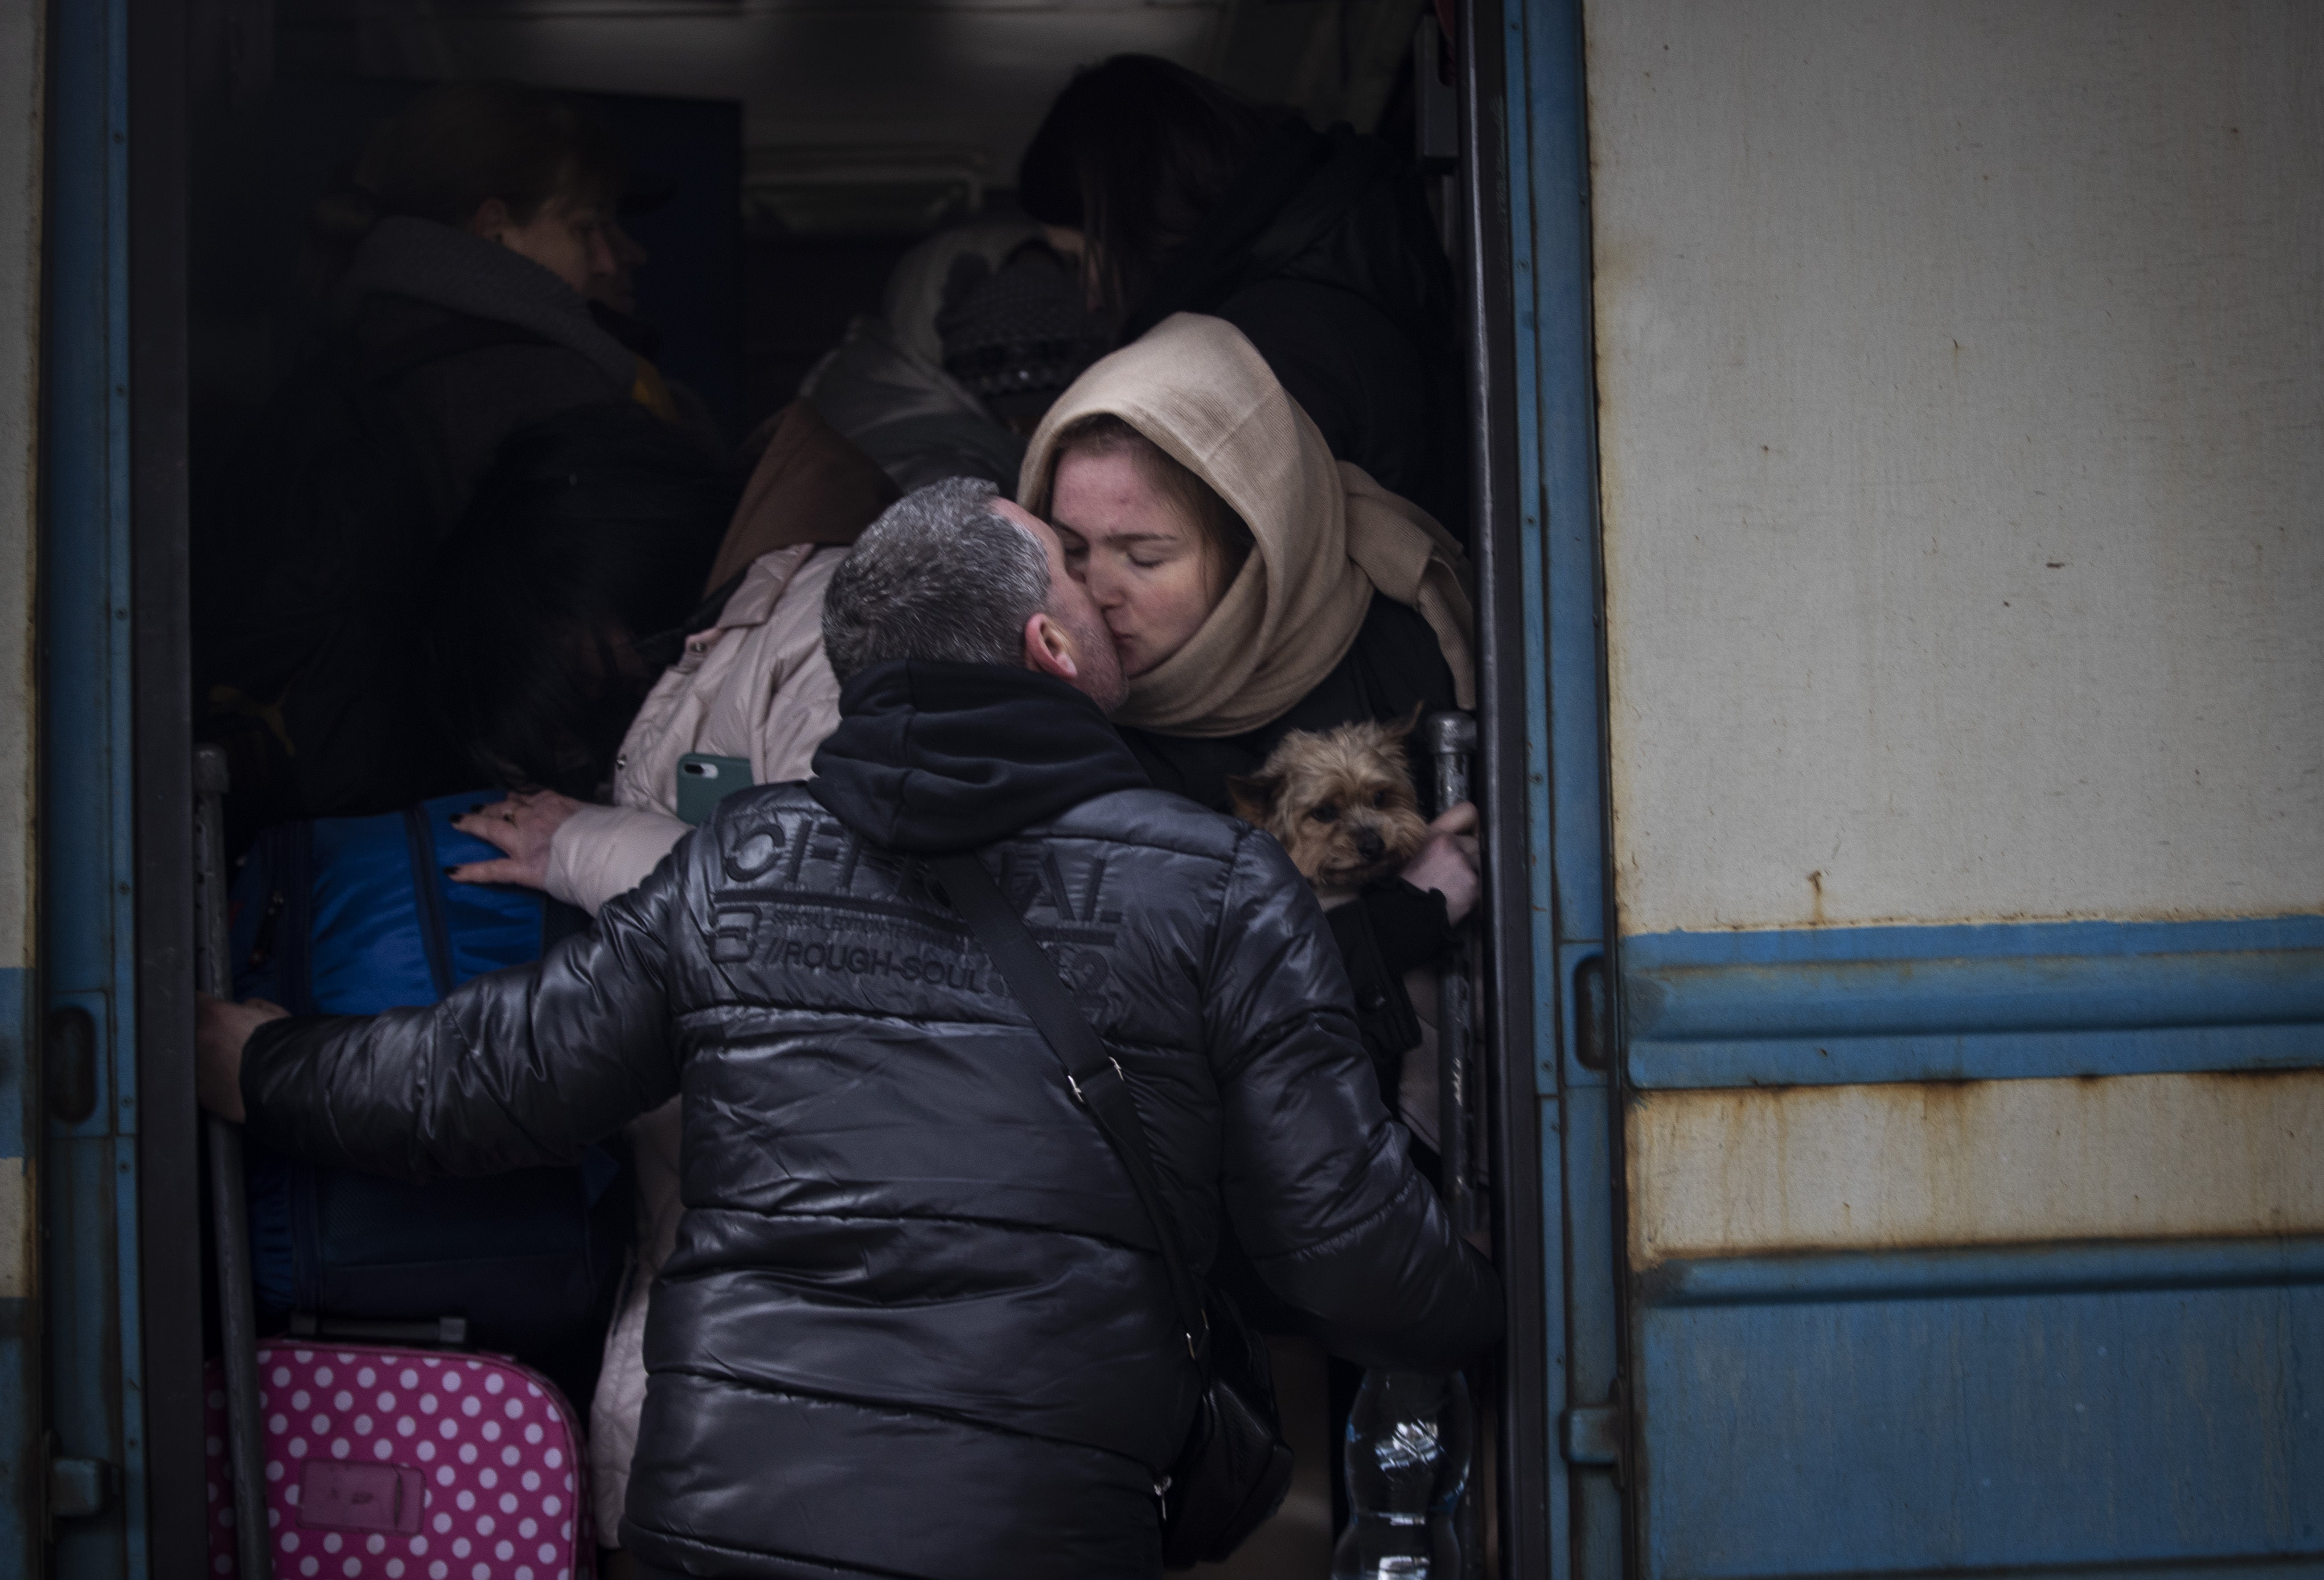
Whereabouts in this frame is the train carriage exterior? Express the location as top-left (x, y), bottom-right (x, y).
top-left (4, 2), bottom-right (2318, 1576)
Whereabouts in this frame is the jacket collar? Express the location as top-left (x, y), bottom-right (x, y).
top-left (807, 661), bottom-right (1149, 854)
top-left (338, 216), bottom-right (640, 390)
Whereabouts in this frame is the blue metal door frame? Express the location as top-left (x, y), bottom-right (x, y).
top-left (1501, 2), bottom-right (1628, 1576)
top-left (42, 0), bottom-right (151, 1571)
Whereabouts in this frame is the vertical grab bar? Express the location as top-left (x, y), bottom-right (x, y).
top-left (1424, 711), bottom-right (1486, 1579)
top-left (194, 747), bottom-right (273, 1580)
top-left (1422, 712), bottom-right (1486, 1235)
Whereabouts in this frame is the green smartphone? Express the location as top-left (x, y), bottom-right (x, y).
top-left (675, 753), bottom-right (755, 826)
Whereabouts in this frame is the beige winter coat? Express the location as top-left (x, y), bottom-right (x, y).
top-left (543, 543), bottom-right (845, 914)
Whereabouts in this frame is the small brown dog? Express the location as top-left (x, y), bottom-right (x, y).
top-left (1228, 712), bottom-right (1432, 898)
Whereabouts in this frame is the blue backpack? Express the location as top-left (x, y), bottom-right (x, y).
top-left (229, 791), bottom-right (628, 1356)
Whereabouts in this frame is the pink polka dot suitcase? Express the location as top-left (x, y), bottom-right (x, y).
top-left (203, 1342), bottom-right (594, 1580)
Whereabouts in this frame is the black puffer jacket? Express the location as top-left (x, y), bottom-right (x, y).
top-left (241, 662), bottom-right (1503, 1580)
top-left (1120, 122), bottom-right (1466, 533)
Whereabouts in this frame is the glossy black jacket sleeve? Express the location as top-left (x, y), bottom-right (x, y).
top-left (1203, 826), bottom-right (1503, 1371)
top-left (239, 853), bottom-right (687, 1181)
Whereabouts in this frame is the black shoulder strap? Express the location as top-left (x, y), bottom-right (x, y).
top-left (928, 852), bottom-right (1209, 1361)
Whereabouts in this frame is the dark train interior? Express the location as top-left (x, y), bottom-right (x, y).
top-left (190, 1), bottom-right (1459, 464)
top-left (172, 4), bottom-right (1520, 1576)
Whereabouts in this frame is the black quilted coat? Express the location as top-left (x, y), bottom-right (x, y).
top-left (241, 661), bottom-right (1503, 1580)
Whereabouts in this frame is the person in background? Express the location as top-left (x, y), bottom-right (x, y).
top-left (312, 80), bottom-right (674, 508)
top-left (1018, 54), bottom-right (1467, 534)
top-left (933, 241), bottom-right (1106, 435)
top-left (193, 81), bottom-right (677, 836)
top-left (800, 220), bottom-right (1104, 492)
top-left (196, 476), bottom-right (1501, 1579)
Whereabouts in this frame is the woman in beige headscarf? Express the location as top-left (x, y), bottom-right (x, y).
top-left (1019, 311), bottom-right (1478, 1102)
top-left (1023, 312), bottom-right (1479, 1564)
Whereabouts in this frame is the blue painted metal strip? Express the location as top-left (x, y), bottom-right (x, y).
top-left (1522, 0), bottom-right (1610, 955)
top-left (1642, 1235), bottom-right (2324, 1309)
top-left (1511, 3), bottom-right (1628, 1576)
top-left (1627, 913), bottom-right (2324, 968)
top-left (43, 0), bottom-right (146, 1569)
top-left (0, 969), bottom-right (23, 1161)
top-left (1623, 914), bottom-right (2324, 1088)
top-left (1631, 1022), bottom-right (2324, 1090)
top-left (1503, 13), bottom-right (1560, 1107)
top-left (1638, 1264), bottom-right (2324, 1574)
top-left (1499, 1), bottom-right (1578, 1569)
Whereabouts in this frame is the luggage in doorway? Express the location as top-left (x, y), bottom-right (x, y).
top-left (227, 790), bottom-right (626, 1363)
top-left (202, 1340), bottom-right (596, 1580)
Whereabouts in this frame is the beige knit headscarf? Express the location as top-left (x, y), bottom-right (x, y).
top-left (1019, 313), bottom-right (1473, 737)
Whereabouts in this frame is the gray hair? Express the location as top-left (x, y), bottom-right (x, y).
top-left (821, 477), bottom-right (1051, 681)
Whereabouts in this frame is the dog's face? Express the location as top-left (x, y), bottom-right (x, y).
top-left (1228, 716), bottom-right (1431, 891)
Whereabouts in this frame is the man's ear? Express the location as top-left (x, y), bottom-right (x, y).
top-left (1022, 610), bottom-right (1079, 682)
top-left (1226, 772), bottom-right (1280, 827)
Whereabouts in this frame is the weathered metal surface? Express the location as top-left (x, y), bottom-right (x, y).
top-left (1584, 0), bottom-right (2324, 935)
top-left (1628, 1068), bottom-right (2324, 1267)
top-left (1622, 914), bottom-right (2324, 1088)
top-left (1634, 1238), bottom-right (2323, 1576)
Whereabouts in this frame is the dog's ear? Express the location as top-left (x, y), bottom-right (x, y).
top-left (1226, 772), bottom-right (1281, 826)
top-left (1384, 701), bottom-right (1425, 743)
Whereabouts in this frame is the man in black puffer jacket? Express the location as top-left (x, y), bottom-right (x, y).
top-left (197, 478), bottom-right (1502, 1579)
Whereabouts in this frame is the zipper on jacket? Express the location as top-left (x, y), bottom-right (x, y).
top-left (402, 806), bottom-right (457, 1000)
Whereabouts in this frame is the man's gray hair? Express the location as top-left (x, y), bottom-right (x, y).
top-left (821, 477), bottom-right (1052, 681)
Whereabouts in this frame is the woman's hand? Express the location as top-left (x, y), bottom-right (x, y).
top-left (1400, 801), bottom-right (1482, 926)
top-left (196, 992), bottom-right (288, 1123)
top-left (449, 790), bottom-right (584, 892)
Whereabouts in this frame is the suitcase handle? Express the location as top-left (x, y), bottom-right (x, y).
top-left (286, 1311), bottom-right (472, 1350)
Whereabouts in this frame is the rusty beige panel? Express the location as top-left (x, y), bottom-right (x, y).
top-left (1628, 1070), bottom-right (2324, 1268)
top-left (0, 0), bottom-right (37, 978)
top-left (1585, 0), bottom-right (2324, 933)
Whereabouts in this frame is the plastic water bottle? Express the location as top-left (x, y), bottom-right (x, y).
top-left (1331, 1369), bottom-right (1473, 1579)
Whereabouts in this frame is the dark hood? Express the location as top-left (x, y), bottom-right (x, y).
top-left (337, 216), bottom-right (640, 391)
top-left (1121, 121), bottom-right (1445, 348)
top-left (808, 661), bottom-right (1149, 854)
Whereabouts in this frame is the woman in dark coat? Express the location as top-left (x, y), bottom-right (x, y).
top-left (1018, 54), bottom-right (1468, 534)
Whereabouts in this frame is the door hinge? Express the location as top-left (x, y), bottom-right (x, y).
top-left (1560, 1404), bottom-right (1623, 1466)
